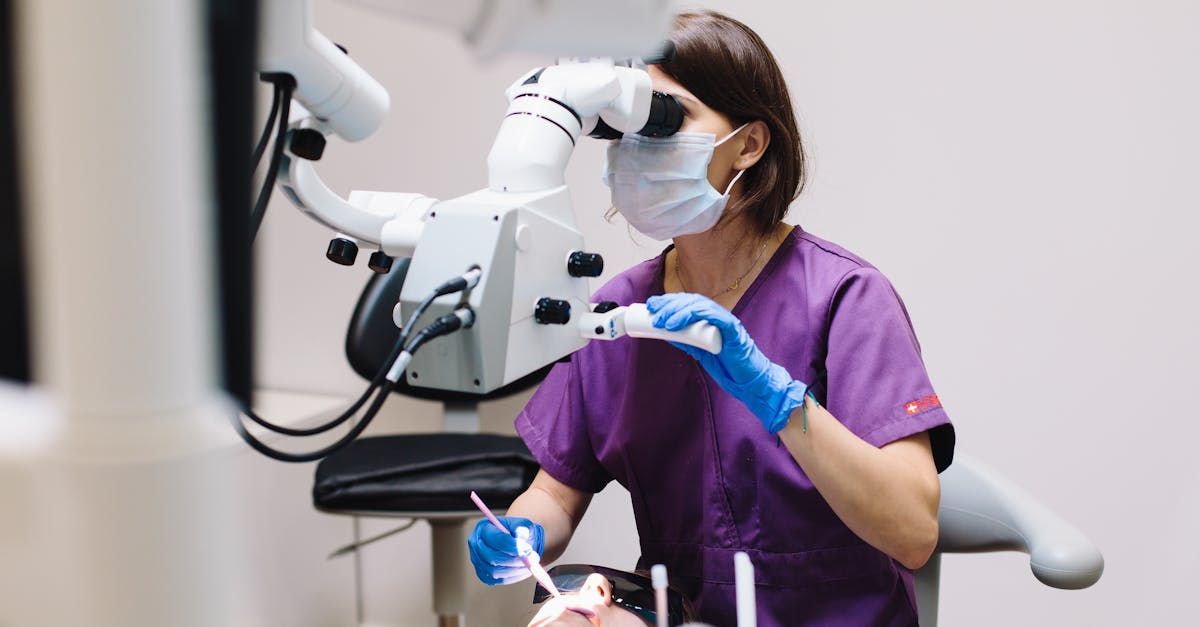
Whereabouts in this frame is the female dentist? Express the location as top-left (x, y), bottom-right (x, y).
top-left (469, 9), bottom-right (955, 625)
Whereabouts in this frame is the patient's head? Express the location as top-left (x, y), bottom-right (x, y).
top-left (527, 573), bottom-right (643, 626)
top-left (526, 565), bottom-right (695, 627)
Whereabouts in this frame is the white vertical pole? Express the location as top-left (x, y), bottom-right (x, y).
top-left (0, 1), bottom-right (257, 625)
top-left (19, 4), bottom-right (217, 414)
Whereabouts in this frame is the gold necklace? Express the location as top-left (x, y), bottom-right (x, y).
top-left (674, 238), bottom-right (770, 298)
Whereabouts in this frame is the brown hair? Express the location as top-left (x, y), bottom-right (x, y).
top-left (658, 9), bottom-right (806, 235)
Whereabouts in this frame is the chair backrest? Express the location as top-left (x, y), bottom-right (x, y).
top-left (915, 454), bottom-right (1105, 626)
top-left (344, 257), bottom-right (554, 403)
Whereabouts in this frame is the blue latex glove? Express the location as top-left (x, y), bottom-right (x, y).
top-left (467, 516), bottom-right (546, 586)
top-left (647, 292), bottom-right (808, 434)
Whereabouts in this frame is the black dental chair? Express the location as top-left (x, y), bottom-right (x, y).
top-left (312, 258), bottom-right (547, 627)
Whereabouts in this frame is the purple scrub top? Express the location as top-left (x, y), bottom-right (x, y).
top-left (516, 227), bottom-right (955, 626)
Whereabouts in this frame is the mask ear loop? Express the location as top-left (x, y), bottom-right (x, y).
top-left (714, 122), bottom-right (750, 147)
top-left (708, 166), bottom-right (747, 234)
top-left (715, 122), bottom-right (751, 197)
top-left (722, 167), bottom-right (746, 196)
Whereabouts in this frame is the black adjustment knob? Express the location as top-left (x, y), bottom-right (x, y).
top-left (534, 298), bottom-right (572, 325)
top-left (326, 238), bottom-right (358, 266)
top-left (288, 128), bottom-right (326, 161)
top-left (592, 301), bottom-right (619, 313)
top-left (368, 251), bottom-right (394, 274)
top-left (567, 251), bottom-right (604, 278)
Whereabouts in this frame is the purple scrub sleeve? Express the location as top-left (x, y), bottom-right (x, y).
top-left (514, 359), bottom-right (613, 494)
top-left (823, 267), bottom-right (955, 471)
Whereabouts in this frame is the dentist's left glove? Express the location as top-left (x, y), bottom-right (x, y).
top-left (467, 516), bottom-right (545, 586)
top-left (647, 292), bottom-right (808, 434)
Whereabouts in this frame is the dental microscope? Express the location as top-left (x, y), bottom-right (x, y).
top-left (257, 0), bottom-right (719, 400)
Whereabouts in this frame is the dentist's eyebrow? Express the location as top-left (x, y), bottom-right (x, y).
top-left (658, 90), bottom-right (699, 106)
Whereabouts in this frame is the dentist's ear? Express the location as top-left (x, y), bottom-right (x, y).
top-left (733, 120), bottom-right (770, 171)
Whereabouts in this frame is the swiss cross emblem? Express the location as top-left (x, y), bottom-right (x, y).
top-left (903, 394), bottom-right (941, 415)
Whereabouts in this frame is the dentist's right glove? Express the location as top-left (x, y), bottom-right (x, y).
top-left (467, 516), bottom-right (545, 586)
top-left (647, 292), bottom-right (809, 435)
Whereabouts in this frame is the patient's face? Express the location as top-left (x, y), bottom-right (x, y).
top-left (527, 573), bottom-right (649, 626)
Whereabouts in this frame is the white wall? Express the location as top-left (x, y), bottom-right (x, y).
top-left (254, 1), bottom-right (1199, 625)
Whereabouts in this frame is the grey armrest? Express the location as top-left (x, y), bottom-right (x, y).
top-left (936, 454), bottom-right (1104, 589)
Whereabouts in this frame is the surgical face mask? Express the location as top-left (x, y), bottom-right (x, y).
top-left (601, 124), bottom-right (748, 240)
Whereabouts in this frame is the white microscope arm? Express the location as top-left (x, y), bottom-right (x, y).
top-left (274, 105), bottom-right (434, 259)
top-left (488, 60), bottom-right (670, 193)
top-left (260, 0), bottom-right (389, 142)
top-left (259, 0), bottom-right (434, 262)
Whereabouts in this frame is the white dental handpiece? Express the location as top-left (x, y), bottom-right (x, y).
top-left (621, 303), bottom-right (722, 354)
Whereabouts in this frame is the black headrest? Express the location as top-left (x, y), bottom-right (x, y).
top-left (344, 258), bottom-right (554, 402)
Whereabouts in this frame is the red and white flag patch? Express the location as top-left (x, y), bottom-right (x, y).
top-left (903, 394), bottom-right (941, 415)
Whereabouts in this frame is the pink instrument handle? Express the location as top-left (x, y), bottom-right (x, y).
top-left (470, 491), bottom-right (507, 533)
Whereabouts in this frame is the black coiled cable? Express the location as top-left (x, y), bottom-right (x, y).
top-left (231, 270), bottom-right (479, 463)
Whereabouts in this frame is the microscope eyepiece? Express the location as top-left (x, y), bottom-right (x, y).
top-left (587, 90), bottom-right (684, 140)
top-left (638, 91), bottom-right (684, 137)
